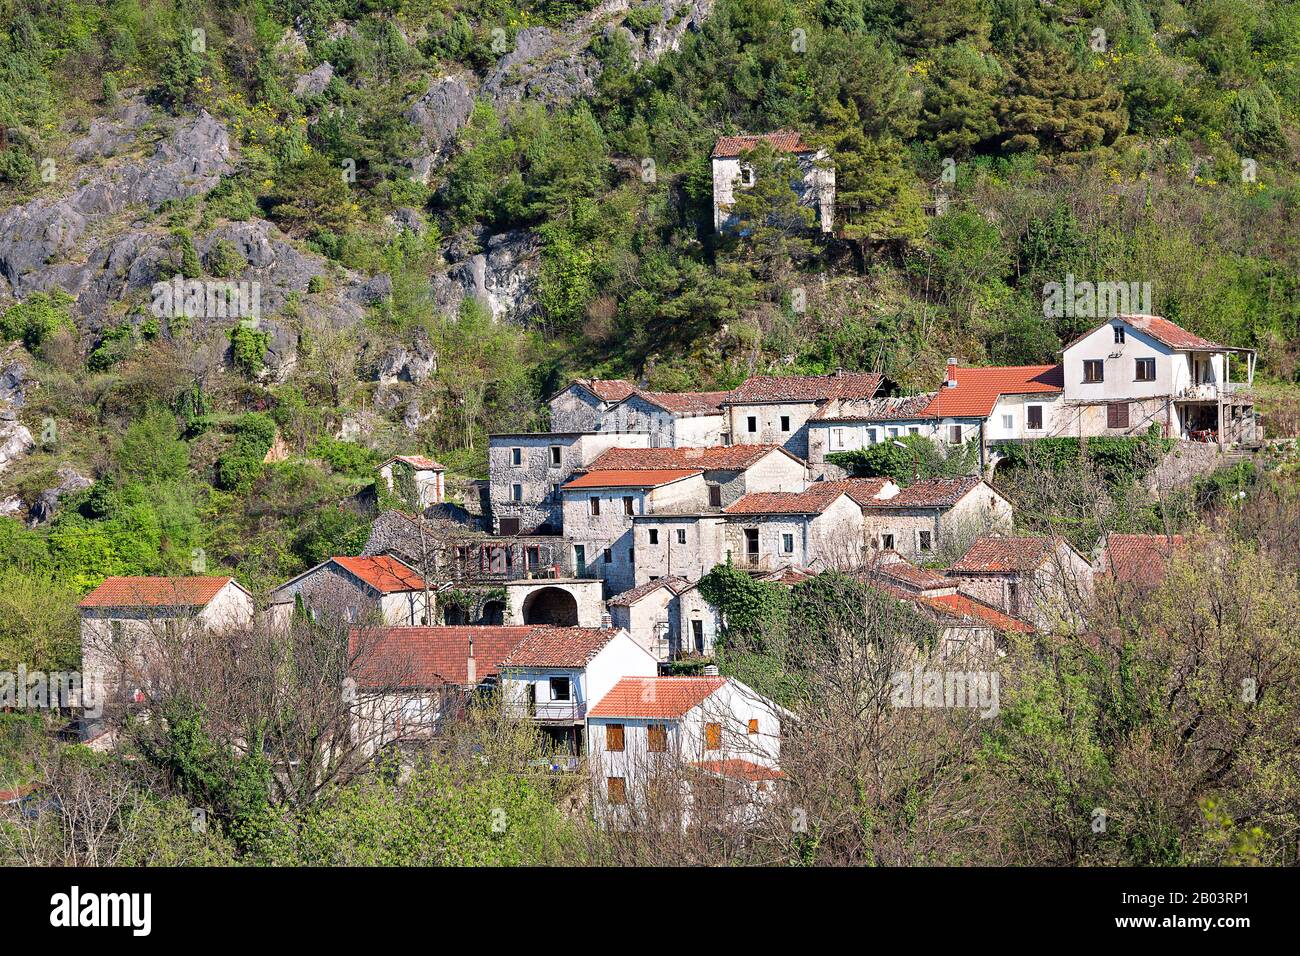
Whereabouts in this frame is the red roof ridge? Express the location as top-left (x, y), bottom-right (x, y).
top-left (79, 576), bottom-right (239, 609)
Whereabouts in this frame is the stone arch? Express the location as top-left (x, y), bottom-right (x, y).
top-left (479, 599), bottom-right (506, 626)
top-left (521, 586), bottom-right (579, 626)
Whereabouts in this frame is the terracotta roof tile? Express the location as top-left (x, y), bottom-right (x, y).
top-left (711, 131), bottom-right (812, 158)
top-left (924, 365), bottom-right (1062, 419)
top-left (691, 759), bottom-right (784, 782)
top-left (349, 625), bottom-right (532, 688)
top-left (727, 371), bottom-right (883, 404)
top-left (588, 676), bottom-right (727, 718)
top-left (608, 577), bottom-right (690, 607)
top-left (589, 444), bottom-right (794, 472)
top-left (1063, 315), bottom-right (1225, 353)
top-left (949, 536), bottom-right (1060, 573)
top-left (865, 476), bottom-right (983, 509)
top-left (1101, 533), bottom-right (1187, 586)
top-left (632, 390), bottom-right (730, 415)
top-left (575, 379), bottom-right (638, 402)
top-left (725, 477), bottom-right (890, 514)
top-left (79, 576), bottom-right (237, 609)
top-left (868, 553), bottom-right (952, 592)
top-left (922, 592), bottom-right (1035, 633)
top-left (501, 626), bottom-right (623, 668)
top-left (332, 556), bottom-right (426, 594)
top-left (563, 468), bottom-right (701, 490)
top-left (813, 392), bottom-right (936, 422)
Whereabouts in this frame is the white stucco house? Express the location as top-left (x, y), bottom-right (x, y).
top-left (500, 625), bottom-right (658, 752)
top-left (722, 370), bottom-right (889, 462)
top-left (711, 131), bottom-right (835, 234)
top-left (586, 674), bottom-right (790, 822)
top-left (376, 455), bottom-right (445, 509)
top-left (607, 576), bottom-right (692, 662)
top-left (269, 555), bottom-right (429, 629)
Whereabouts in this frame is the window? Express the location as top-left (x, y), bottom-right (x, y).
top-left (676, 529), bottom-right (687, 545)
top-left (746, 415), bottom-right (758, 433)
top-left (781, 533), bottom-right (794, 554)
top-left (607, 777), bottom-right (626, 805)
top-left (549, 445), bottom-right (562, 466)
top-left (1135, 357), bottom-right (1155, 381)
top-left (551, 483), bottom-right (560, 500)
top-left (832, 427), bottom-right (843, 449)
top-left (948, 425), bottom-right (962, 444)
top-left (691, 620), bottom-right (705, 653)
top-left (1027, 405), bottom-right (1043, 430)
top-left (740, 165), bottom-right (754, 187)
top-left (511, 447), bottom-right (522, 466)
top-left (499, 517), bottom-right (521, 536)
top-left (648, 529), bottom-right (659, 545)
top-left (1002, 414), bottom-right (1013, 430)
top-left (882, 533), bottom-right (895, 550)
top-left (747, 718), bottom-right (759, 735)
top-left (647, 724), bottom-right (668, 752)
top-left (510, 483), bottom-right (522, 502)
top-left (1113, 325), bottom-right (1126, 344)
top-left (627, 547), bottom-right (634, 564)
top-left (1007, 581), bottom-right (1021, 616)
top-left (744, 528), bottom-right (759, 559)
top-left (888, 427), bottom-right (899, 438)
top-left (708, 485), bottom-right (722, 507)
top-left (551, 677), bottom-right (571, 701)
top-left (919, 530), bottom-right (932, 552)
top-left (704, 722), bottom-right (722, 750)
top-left (866, 427), bottom-right (877, 444)
top-left (623, 496), bottom-right (634, 516)
top-left (605, 723), bottom-right (624, 752)
top-left (780, 415), bottom-right (791, 432)
top-left (589, 496), bottom-right (601, 516)
top-left (1107, 402), bottom-right (1130, 429)
top-left (909, 426), bottom-right (920, 436)
top-left (603, 548), bottom-right (612, 564)
top-left (1083, 359), bottom-right (1104, 383)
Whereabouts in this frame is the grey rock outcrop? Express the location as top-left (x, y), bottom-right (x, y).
top-left (432, 229), bottom-right (541, 324)
top-left (28, 465), bottom-right (92, 525)
top-left (377, 333), bottom-right (437, 385)
top-left (407, 74), bottom-right (475, 182)
top-left (293, 61), bottom-right (335, 97)
top-left (0, 420), bottom-right (35, 478)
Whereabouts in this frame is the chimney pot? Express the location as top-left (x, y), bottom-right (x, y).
top-left (703, 665), bottom-right (720, 676)
top-left (600, 612), bottom-right (612, 628)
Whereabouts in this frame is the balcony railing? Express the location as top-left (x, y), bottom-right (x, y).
top-left (1178, 382), bottom-right (1252, 402)
top-left (506, 700), bottom-right (586, 722)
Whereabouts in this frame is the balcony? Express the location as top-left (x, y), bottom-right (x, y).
top-left (506, 700), bottom-right (586, 723)
top-left (1178, 382), bottom-right (1252, 403)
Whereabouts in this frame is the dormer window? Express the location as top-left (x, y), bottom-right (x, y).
top-left (1113, 325), bottom-right (1126, 344)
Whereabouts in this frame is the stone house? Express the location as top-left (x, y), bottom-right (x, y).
top-left (269, 555), bottom-right (429, 629)
top-left (808, 393), bottom-right (937, 474)
top-left (948, 535), bottom-right (1093, 632)
top-left (561, 468), bottom-right (710, 595)
top-left (923, 361), bottom-right (1067, 465)
top-left (607, 577), bottom-right (691, 662)
top-left (589, 443), bottom-right (809, 511)
top-left (500, 625), bottom-right (658, 753)
top-left (79, 576), bottom-right (255, 705)
top-left (711, 131), bottom-right (835, 234)
top-left (859, 476), bottom-right (1014, 562)
top-left (1094, 532), bottom-right (1188, 594)
top-left (1059, 315), bottom-right (1257, 446)
top-left (597, 389), bottom-right (730, 447)
top-left (488, 430), bottom-right (651, 535)
top-left (586, 675), bottom-right (789, 821)
top-left (376, 455), bottom-right (445, 509)
top-left (722, 370), bottom-right (889, 462)
top-left (547, 378), bottom-right (637, 432)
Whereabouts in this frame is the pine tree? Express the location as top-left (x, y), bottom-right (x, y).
top-left (998, 38), bottom-right (1127, 156)
top-left (724, 143), bottom-right (816, 293)
top-left (920, 42), bottom-right (1004, 155)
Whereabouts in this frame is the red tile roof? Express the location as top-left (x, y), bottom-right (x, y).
top-left (563, 468), bottom-right (701, 490)
top-left (1101, 533), bottom-right (1187, 586)
top-left (589, 444), bottom-right (794, 472)
top-left (868, 553), bottom-right (952, 592)
top-left (864, 476), bottom-right (984, 509)
top-left (759, 566), bottom-right (815, 585)
top-left (632, 390), bottom-right (730, 415)
top-left (813, 392), bottom-right (936, 422)
top-left (79, 576), bottom-right (238, 609)
top-left (501, 626), bottom-right (624, 668)
top-left (712, 131), bottom-right (812, 158)
top-left (727, 371), bottom-right (883, 404)
top-left (691, 759), bottom-right (784, 782)
top-left (332, 555), bottom-right (426, 594)
top-left (924, 365), bottom-right (1063, 419)
top-left (725, 477), bottom-right (890, 515)
top-left (1063, 315), bottom-right (1225, 353)
top-left (588, 676), bottom-right (727, 718)
top-left (923, 592), bottom-right (1035, 633)
top-left (949, 536), bottom-right (1060, 574)
top-left (382, 455), bottom-right (444, 470)
top-left (608, 577), bottom-right (690, 607)
top-left (349, 625), bottom-right (532, 688)
top-left (573, 378), bottom-right (638, 402)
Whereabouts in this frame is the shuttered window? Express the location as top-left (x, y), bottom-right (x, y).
top-left (606, 723), bottom-right (624, 752)
top-left (647, 724), bottom-right (668, 752)
top-left (1107, 402), bottom-right (1130, 428)
top-left (607, 777), bottom-right (626, 805)
top-left (704, 722), bottom-right (722, 750)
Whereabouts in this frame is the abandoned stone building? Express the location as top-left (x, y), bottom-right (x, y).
top-left (711, 131), bottom-right (836, 234)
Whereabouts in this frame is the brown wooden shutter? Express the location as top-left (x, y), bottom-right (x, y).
top-left (647, 724), bottom-right (668, 752)
top-left (705, 722), bottom-right (722, 750)
top-left (607, 777), bottom-right (626, 805)
top-left (1108, 402), bottom-right (1130, 429)
top-left (747, 718), bottom-right (759, 735)
top-left (606, 723), bottom-right (624, 752)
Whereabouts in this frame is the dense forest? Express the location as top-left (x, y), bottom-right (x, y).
top-left (0, 0), bottom-right (1298, 866)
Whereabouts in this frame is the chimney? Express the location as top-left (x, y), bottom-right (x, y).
top-left (945, 358), bottom-right (959, 388)
top-left (600, 611), bottom-right (612, 628)
top-left (703, 665), bottom-right (720, 676)
top-left (466, 632), bottom-right (476, 685)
